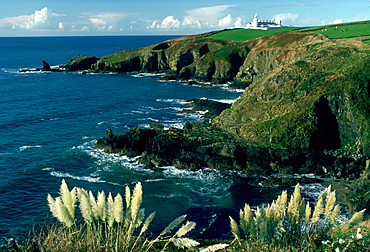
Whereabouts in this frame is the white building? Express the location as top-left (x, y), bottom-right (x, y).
top-left (245, 14), bottom-right (283, 30)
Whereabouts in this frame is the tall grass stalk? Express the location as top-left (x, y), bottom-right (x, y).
top-left (42, 180), bottom-right (204, 252)
top-left (230, 184), bottom-right (366, 248)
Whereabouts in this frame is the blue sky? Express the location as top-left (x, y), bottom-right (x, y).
top-left (1, 0), bottom-right (370, 36)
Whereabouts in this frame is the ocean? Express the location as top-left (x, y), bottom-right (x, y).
top-left (0, 36), bottom-right (247, 239)
top-left (0, 36), bottom-right (328, 241)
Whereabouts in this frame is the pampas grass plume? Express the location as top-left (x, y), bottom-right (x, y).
top-left (160, 214), bottom-right (187, 237)
top-left (107, 192), bottom-right (115, 227)
top-left (130, 182), bottom-right (143, 221)
top-left (77, 188), bottom-right (93, 225)
top-left (347, 209), bottom-right (366, 229)
top-left (138, 212), bottom-right (155, 236)
top-left (329, 204), bottom-right (340, 225)
top-left (47, 194), bottom-right (58, 219)
top-left (240, 203), bottom-right (253, 236)
top-left (229, 216), bottom-right (240, 240)
top-left (96, 191), bottom-right (106, 222)
top-left (199, 244), bottom-right (229, 252)
top-left (59, 179), bottom-right (76, 219)
top-left (114, 193), bottom-right (123, 223)
top-left (125, 185), bottom-right (131, 210)
top-left (311, 194), bottom-right (324, 224)
top-left (175, 221), bottom-right (196, 237)
top-left (55, 197), bottom-right (74, 227)
top-left (325, 191), bottom-right (336, 217)
top-left (170, 237), bottom-right (200, 249)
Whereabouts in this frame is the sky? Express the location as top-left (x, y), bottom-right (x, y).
top-left (1, 0), bottom-right (370, 36)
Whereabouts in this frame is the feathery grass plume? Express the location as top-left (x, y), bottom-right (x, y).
top-left (130, 182), bottom-right (143, 222)
top-left (229, 216), bottom-right (241, 241)
top-left (47, 194), bottom-right (58, 219)
top-left (329, 204), bottom-right (340, 225)
top-left (59, 179), bottom-right (76, 220)
top-left (159, 214), bottom-right (187, 237)
top-left (175, 221), bottom-right (196, 237)
top-left (125, 185), bottom-right (131, 210)
top-left (95, 191), bottom-right (106, 222)
top-left (170, 237), bottom-right (200, 249)
top-left (199, 244), bottom-right (229, 252)
top-left (305, 202), bottom-right (312, 224)
top-left (347, 209), bottom-right (366, 230)
top-left (287, 184), bottom-right (302, 224)
top-left (324, 190), bottom-right (336, 218)
top-left (240, 203), bottom-right (253, 238)
top-left (113, 193), bottom-right (123, 223)
top-left (311, 193), bottom-right (324, 224)
top-left (77, 188), bottom-right (93, 225)
top-left (89, 191), bottom-right (98, 219)
top-left (135, 208), bottom-right (145, 228)
top-left (275, 190), bottom-right (287, 219)
top-left (138, 212), bottom-right (155, 237)
top-left (107, 192), bottom-right (115, 228)
top-left (55, 197), bottom-right (74, 227)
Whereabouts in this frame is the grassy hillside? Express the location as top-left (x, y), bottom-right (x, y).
top-left (208, 20), bottom-right (370, 43)
top-left (207, 27), bottom-right (300, 41)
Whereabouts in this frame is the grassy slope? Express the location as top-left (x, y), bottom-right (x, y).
top-left (207, 21), bottom-right (370, 43)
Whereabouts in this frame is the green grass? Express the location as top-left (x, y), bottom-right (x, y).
top-left (207, 21), bottom-right (370, 44)
top-left (207, 27), bottom-right (300, 41)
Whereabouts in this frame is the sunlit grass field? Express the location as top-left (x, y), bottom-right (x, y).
top-left (208, 21), bottom-right (370, 44)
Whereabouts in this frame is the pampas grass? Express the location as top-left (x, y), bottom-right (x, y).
top-left (229, 184), bottom-right (367, 249)
top-left (42, 180), bottom-right (222, 252)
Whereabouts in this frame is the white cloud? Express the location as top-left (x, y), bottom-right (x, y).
top-left (87, 12), bottom-right (129, 31)
top-left (11, 7), bottom-right (65, 30)
top-left (147, 5), bottom-right (244, 31)
top-left (332, 19), bottom-right (344, 24)
top-left (272, 13), bottom-right (299, 25)
top-left (218, 14), bottom-right (233, 28)
top-left (185, 5), bottom-right (234, 24)
top-left (234, 17), bottom-right (244, 28)
top-left (58, 22), bottom-right (65, 30)
top-left (148, 16), bottom-right (181, 30)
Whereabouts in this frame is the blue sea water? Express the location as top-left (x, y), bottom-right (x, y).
top-left (0, 36), bottom-right (246, 239)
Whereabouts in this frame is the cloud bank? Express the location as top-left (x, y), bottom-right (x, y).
top-left (147, 5), bottom-right (245, 32)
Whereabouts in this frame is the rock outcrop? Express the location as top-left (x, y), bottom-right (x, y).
top-left (65, 56), bottom-right (99, 71)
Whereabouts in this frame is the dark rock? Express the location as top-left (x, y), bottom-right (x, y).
top-left (65, 56), bottom-right (99, 71)
top-left (42, 60), bottom-right (51, 71)
top-left (179, 99), bottom-right (231, 119)
top-left (95, 127), bottom-right (156, 157)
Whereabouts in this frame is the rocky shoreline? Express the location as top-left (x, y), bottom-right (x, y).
top-left (27, 29), bottom-right (370, 216)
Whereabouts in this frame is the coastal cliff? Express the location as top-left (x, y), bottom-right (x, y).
top-left (66, 29), bottom-right (370, 181)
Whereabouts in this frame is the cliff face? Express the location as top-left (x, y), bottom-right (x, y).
top-left (69, 30), bottom-right (370, 166)
top-left (213, 32), bottom-right (370, 157)
top-left (91, 32), bottom-right (251, 84)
